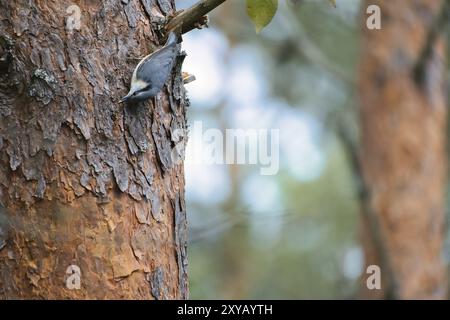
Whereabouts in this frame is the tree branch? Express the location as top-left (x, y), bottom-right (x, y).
top-left (280, 7), bottom-right (355, 85)
top-left (165, 0), bottom-right (227, 35)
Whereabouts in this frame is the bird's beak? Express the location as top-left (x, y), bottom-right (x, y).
top-left (119, 93), bottom-right (131, 103)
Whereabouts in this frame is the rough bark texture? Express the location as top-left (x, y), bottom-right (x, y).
top-left (359, 0), bottom-right (448, 299)
top-left (0, 0), bottom-right (189, 299)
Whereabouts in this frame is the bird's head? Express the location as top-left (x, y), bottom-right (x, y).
top-left (120, 79), bottom-right (154, 103)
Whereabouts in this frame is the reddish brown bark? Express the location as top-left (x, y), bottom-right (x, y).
top-left (359, 0), bottom-right (448, 299)
top-left (0, 0), bottom-right (188, 299)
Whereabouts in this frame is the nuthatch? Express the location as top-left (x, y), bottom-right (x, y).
top-left (120, 32), bottom-right (179, 103)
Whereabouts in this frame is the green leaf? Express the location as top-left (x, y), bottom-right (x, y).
top-left (328, 0), bottom-right (336, 7)
top-left (246, 0), bottom-right (278, 33)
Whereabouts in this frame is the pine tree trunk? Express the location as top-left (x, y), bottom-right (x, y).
top-left (359, 0), bottom-right (448, 299)
top-left (0, 0), bottom-right (188, 299)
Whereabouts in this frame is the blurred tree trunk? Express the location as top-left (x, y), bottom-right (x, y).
top-left (0, 0), bottom-right (188, 299)
top-left (359, 0), bottom-right (448, 299)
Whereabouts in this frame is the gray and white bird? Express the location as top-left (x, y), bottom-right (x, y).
top-left (120, 32), bottom-right (179, 103)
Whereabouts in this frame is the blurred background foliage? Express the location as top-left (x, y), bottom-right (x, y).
top-left (177, 0), bottom-right (377, 299)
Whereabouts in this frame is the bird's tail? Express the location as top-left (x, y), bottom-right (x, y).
top-left (165, 32), bottom-right (178, 46)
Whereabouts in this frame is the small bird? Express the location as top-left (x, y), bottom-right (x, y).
top-left (120, 32), bottom-right (179, 103)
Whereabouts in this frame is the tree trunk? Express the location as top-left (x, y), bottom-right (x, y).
top-left (359, 0), bottom-right (448, 299)
top-left (0, 0), bottom-right (188, 299)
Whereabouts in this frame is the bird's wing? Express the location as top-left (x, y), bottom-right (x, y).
top-left (136, 42), bottom-right (178, 90)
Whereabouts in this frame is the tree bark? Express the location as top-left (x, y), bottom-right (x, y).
top-left (359, 0), bottom-right (448, 299)
top-left (0, 0), bottom-right (188, 299)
